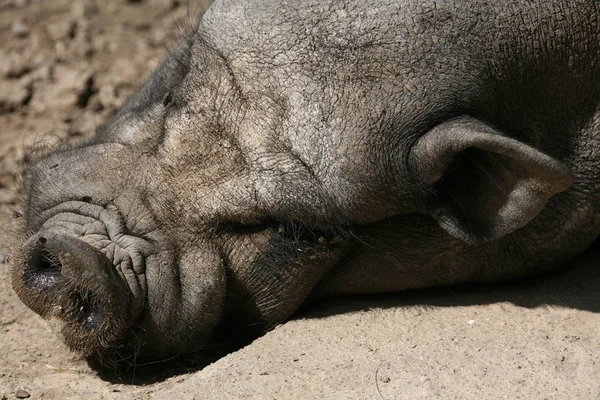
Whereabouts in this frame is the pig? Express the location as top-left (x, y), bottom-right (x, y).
top-left (10, 0), bottom-right (600, 366)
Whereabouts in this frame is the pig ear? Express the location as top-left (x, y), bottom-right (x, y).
top-left (409, 117), bottom-right (573, 245)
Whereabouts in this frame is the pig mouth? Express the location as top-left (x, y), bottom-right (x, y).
top-left (11, 201), bottom-right (153, 361)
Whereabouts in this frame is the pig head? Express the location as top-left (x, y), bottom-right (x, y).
top-left (11, 0), bottom-right (600, 365)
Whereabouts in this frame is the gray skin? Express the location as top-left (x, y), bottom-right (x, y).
top-left (10, 0), bottom-right (600, 365)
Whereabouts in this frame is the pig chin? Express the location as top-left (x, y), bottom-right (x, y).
top-left (10, 200), bottom-right (154, 361)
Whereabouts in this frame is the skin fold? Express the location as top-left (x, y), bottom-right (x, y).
top-left (10, 0), bottom-right (600, 366)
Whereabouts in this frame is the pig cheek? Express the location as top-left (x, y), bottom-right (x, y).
top-left (138, 246), bottom-right (226, 353)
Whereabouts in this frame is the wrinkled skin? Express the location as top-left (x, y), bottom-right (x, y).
top-left (11, 0), bottom-right (600, 366)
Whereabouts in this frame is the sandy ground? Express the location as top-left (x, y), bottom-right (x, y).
top-left (0, 1), bottom-right (599, 399)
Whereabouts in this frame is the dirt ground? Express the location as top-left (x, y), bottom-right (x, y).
top-left (0, 1), bottom-right (599, 399)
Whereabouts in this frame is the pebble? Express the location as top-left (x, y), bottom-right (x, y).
top-left (15, 389), bottom-right (30, 399)
top-left (11, 20), bottom-right (29, 38)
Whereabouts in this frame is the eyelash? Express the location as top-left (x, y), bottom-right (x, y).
top-left (217, 219), bottom-right (340, 245)
top-left (276, 221), bottom-right (338, 244)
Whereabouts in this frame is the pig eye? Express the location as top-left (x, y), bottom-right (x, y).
top-left (218, 220), bottom-right (340, 245)
top-left (276, 221), bottom-right (339, 245)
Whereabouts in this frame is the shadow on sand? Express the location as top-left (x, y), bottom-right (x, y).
top-left (304, 249), bottom-right (600, 319)
top-left (95, 248), bottom-right (600, 384)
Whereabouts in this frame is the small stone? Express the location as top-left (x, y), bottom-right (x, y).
top-left (15, 389), bottom-right (30, 399)
top-left (11, 20), bottom-right (29, 38)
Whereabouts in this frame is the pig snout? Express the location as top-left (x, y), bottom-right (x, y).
top-left (22, 232), bottom-right (129, 326)
top-left (13, 231), bottom-right (132, 357)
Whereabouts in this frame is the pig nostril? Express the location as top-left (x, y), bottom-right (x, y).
top-left (38, 236), bottom-right (47, 244)
top-left (73, 290), bottom-right (105, 330)
top-left (25, 247), bottom-right (63, 290)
